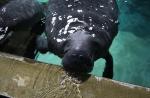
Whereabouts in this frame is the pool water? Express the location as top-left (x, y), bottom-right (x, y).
top-left (36, 0), bottom-right (150, 87)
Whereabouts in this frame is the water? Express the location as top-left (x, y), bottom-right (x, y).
top-left (36, 0), bottom-right (150, 87)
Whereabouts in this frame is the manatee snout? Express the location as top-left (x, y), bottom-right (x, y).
top-left (62, 31), bottom-right (96, 73)
top-left (62, 49), bottom-right (93, 73)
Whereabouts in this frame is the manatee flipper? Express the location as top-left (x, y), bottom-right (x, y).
top-left (23, 18), bottom-right (45, 58)
top-left (36, 34), bottom-right (48, 53)
top-left (103, 52), bottom-right (113, 79)
top-left (31, 17), bottom-right (45, 35)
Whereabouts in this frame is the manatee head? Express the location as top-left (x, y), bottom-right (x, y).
top-left (62, 30), bottom-right (101, 73)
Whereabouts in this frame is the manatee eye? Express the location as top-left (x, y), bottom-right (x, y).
top-left (62, 39), bottom-right (71, 53)
top-left (64, 48), bottom-right (69, 54)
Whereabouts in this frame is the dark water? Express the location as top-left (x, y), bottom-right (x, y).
top-left (36, 0), bottom-right (150, 87)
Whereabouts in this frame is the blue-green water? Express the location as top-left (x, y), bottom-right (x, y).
top-left (36, 0), bottom-right (150, 87)
top-left (37, 0), bottom-right (48, 3)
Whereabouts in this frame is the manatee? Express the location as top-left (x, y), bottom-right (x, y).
top-left (0, 0), bottom-right (44, 45)
top-left (37, 0), bottom-right (119, 79)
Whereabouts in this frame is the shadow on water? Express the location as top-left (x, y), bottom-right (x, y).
top-left (118, 0), bottom-right (150, 38)
top-left (129, 0), bottom-right (150, 18)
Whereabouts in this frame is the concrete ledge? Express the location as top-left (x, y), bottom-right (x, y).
top-left (0, 52), bottom-right (150, 98)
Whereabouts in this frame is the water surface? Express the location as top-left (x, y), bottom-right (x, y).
top-left (36, 0), bottom-right (150, 87)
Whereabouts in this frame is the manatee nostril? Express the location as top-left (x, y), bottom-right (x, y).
top-left (62, 54), bottom-right (93, 73)
top-left (71, 53), bottom-right (77, 57)
top-left (79, 55), bottom-right (84, 59)
top-left (70, 54), bottom-right (85, 59)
